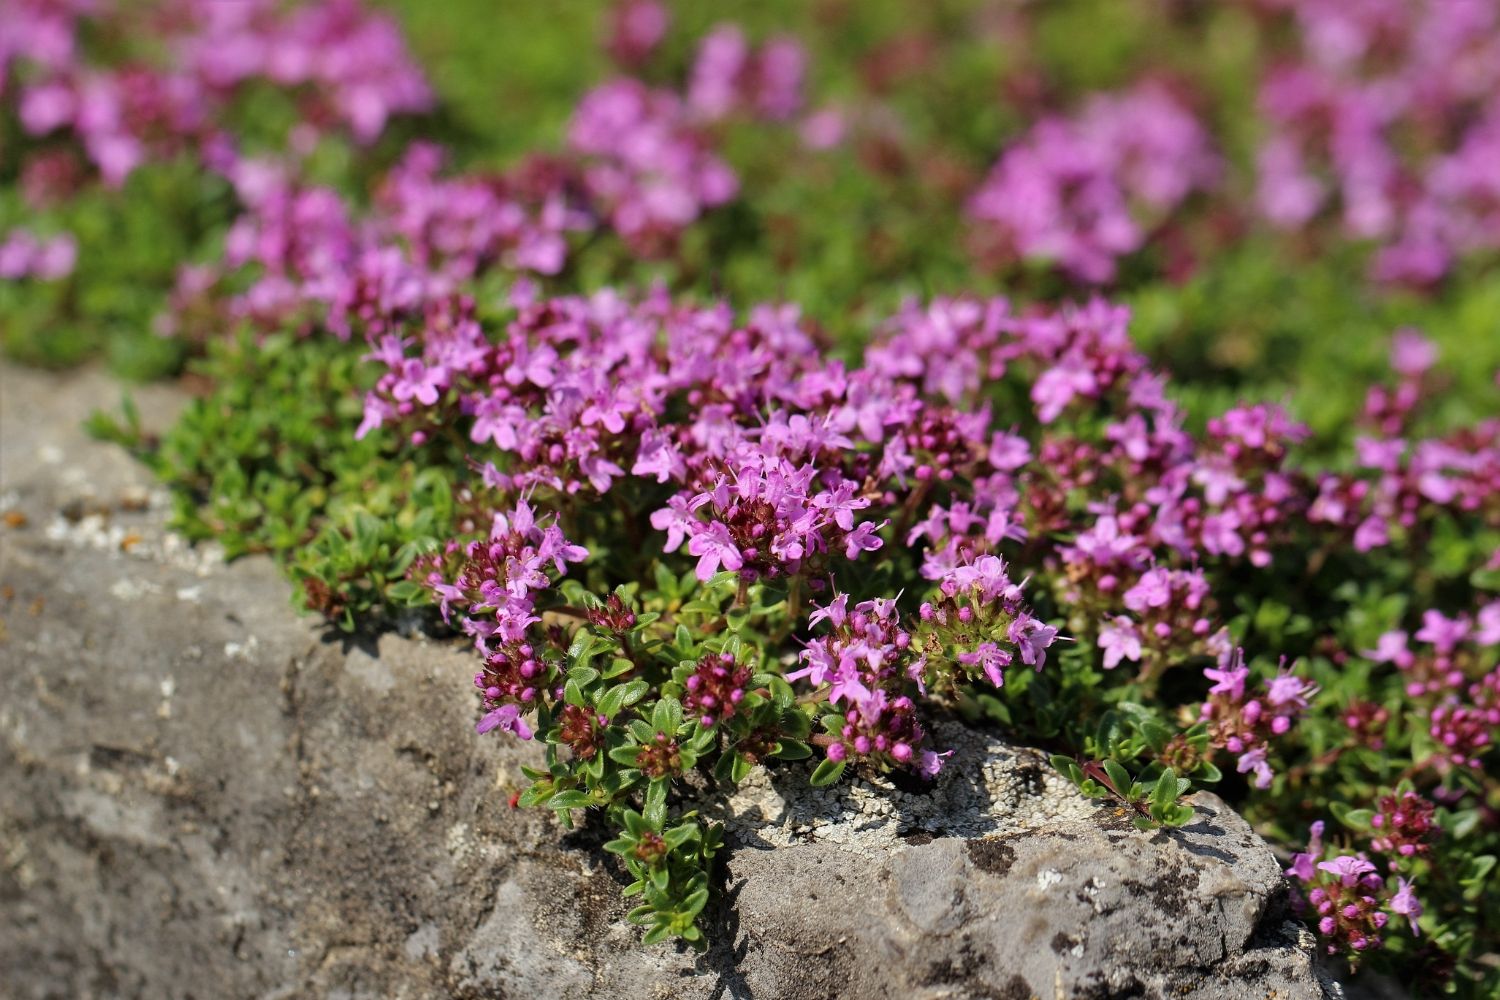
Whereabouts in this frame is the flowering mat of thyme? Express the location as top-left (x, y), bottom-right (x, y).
top-left (4, 0), bottom-right (1498, 992)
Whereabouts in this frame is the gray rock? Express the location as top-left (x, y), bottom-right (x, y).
top-left (0, 362), bottom-right (1340, 999)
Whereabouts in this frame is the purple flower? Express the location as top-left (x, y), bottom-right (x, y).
top-left (476, 704), bottom-right (533, 740)
top-left (1008, 612), bottom-right (1061, 670)
top-left (958, 642), bottom-right (1012, 688)
top-left (1362, 630), bottom-right (1412, 668)
top-left (1098, 616), bottom-right (1142, 670)
top-left (1415, 610), bottom-right (1469, 653)
top-left (843, 520), bottom-right (885, 560)
top-left (919, 749), bottom-right (953, 778)
top-left (687, 521), bottom-right (743, 581)
top-left (1390, 329), bottom-right (1437, 378)
top-left (1266, 670), bottom-right (1316, 712)
top-left (1285, 820), bottom-right (1325, 882)
top-left (1236, 747), bottom-right (1273, 789)
top-left (1389, 878), bottom-right (1422, 935)
top-left (1317, 855), bottom-right (1377, 887)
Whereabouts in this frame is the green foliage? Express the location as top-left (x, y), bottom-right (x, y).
top-left (0, 156), bottom-right (227, 377)
top-left (89, 331), bottom-right (455, 626)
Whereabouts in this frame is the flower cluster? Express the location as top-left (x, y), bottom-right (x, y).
top-left (958, 0), bottom-right (1500, 285)
top-left (1252, 0), bottom-right (1500, 283)
top-left (1200, 647), bottom-right (1317, 788)
top-left (567, 78), bottom-right (739, 253)
top-left (6, 0), bottom-right (430, 187)
top-left (682, 652), bottom-right (750, 728)
top-left (967, 83), bottom-right (1219, 281)
top-left (171, 146), bottom-right (591, 341)
top-left (688, 24), bottom-right (807, 123)
top-left (349, 281), bottom-right (1348, 804)
top-left (1285, 822), bottom-right (1427, 962)
top-left (0, 227), bottom-right (76, 281)
top-left (427, 500), bottom-right (588, 661)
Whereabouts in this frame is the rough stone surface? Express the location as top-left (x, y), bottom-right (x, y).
top-left (1, 361), bottom-right (1342, 999)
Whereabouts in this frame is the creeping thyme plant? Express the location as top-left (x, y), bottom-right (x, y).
top-left (6, 0), bottom-right (1500, 992)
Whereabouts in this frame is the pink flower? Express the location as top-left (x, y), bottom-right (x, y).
top-left (1317, 855), bottom-right (1377, 887)
top-left (476, 703), bottom-right (533, 740)
top-left (1098, 617), bottom-right (1142, 670)
top-left (687, 521), bottom-right (743, 580)
top-left (1390, 329), bottom-right (1437, 378)
top-left (1389, 878), bottom-right (1422, 935)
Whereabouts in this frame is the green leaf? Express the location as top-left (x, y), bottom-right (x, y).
top-left (548, 790), bottom-right (593, 810)
top-left (608, 745), bottom-right (643, 766)
top-left (1152, 767), bottom-right (1179, 812)
top-left (644, 779), bottom-right (667, 829)
top-left (1461, 855), bottom-right (1496, 901)
top-left (602, 656), bottom-right (636, 679)
top-left (1340, 808), bottom-right (1375, 831)
top-left (773, 740), bottom-right (812, 761)
top-left (663, 823), bottom-right (699, 850)
top-left (1102, 760), bottom-right (1132, 796)
top-left (1193, 761), bottom-right (1222, 784)
top-left (652, 697), bottom-right (683, 734)
top-left (618, 678), bottom-right (651, 708)
top-left (567, 631), bottom-right (600, 662)
top-left (597, 684), bottom-right (630, 719)
top-left (809, 758), bottom-right (846, 787)
top-left (568, 665), bottom-right (601, 687)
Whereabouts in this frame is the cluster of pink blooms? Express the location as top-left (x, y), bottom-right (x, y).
top-left (5, 0), bottom-right (431, 188)
top-left (863, 297), bottom-right (1316, 687)
top-left (167, 146), bottom-right (590, 339)
top-left (793, 594), bottom-right (953, 776)
top-left (966, 83), bottom-right (1219, 282)
top-left (1201, 646), bottom-right (1318, 788)
top-left (0, 227), bottom-right (76, 281)
top-left (8, 2), bottom-right (812, 322)
top-left (687, 24), bottom-right (807, 123)
top-left (564, 9), bottom-right (816, 255)
top-left (344, 279), bottom-right (1356, 780)
top-left (605, 0), bottom-right (671, 70)
top-left (1251, 0), bottom-right (1500, 283)
top-left (567, 79), bottom-right (739, 254)
top-left (155, 8), bottom-right (821, 336)
top-left (1309, 331), bottom-right (1500, 554)
top-left (422, 500), bottom-right (588, 739)
top-left (1285, 809), bottom-right (1428, 958)
top-left (682, 652), bottom-right (751, 729)
top-left (1368, 791), bottom-right (1439, 862)
top-left (1365, 605), bottom-right (1500, 773)
top-left (962, 0), bottom-right (1500, 285)
top-left (163, 17), bottom-right (786, 339)
top-left (1286, 833), bottom-right (1421, 956)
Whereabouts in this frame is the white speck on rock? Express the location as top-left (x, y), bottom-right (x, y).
top-left (109, 577), bottom-right (158, 601)
top-left (224, 636), bottom-right (259, 660)
top-left (1036, 868), bottom-right (1063, 891)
